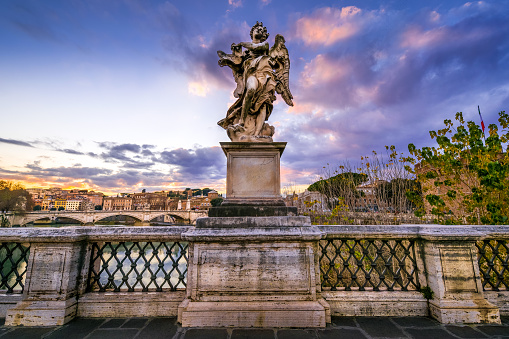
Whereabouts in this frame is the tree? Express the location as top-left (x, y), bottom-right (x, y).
top-left (407, 111), bottom-right (509, 224)
top-left (210, 197), bottom-right (224, 207)
top-left (95, 205), bottom-right (103, 210)
top-left (58, 206), bottom-right (65, 211)
top-left (0, 181), bottom-right (33, 214)
top-left (308, 172), bottom-right (367, 210)
top-left (33, 205), bottom-right (42, 211)
top-left (376, 178), bottom-right (422, 213)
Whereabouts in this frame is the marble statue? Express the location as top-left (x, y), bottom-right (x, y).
top-left (217, 21), bottom-right (293, 142)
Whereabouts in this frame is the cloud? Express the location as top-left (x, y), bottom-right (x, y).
top-left (97, 142), bottom-right (152, 167)
top-left (294, 6), bottom-right (363, 46)
top-left (57, 148), bottom-right (85, 155)
top-left (228, 0), bottom-right (242, 8)
top-left (0, 138), bottom-right (34, 148)
top-left (157, 146), bottom-right (225, 180)
top-left (188, 80), bottom-right (210, 97)
top-left (269, 2), bottom-right (509, 182)
top-left (153, 4), bottom-right (251, 93)
top-left (0, 141), bottom-right (228, 192)
top-left (299, 54), bottom-right (348, 88)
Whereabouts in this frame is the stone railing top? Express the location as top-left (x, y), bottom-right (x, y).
top-left (0, 226), bottom-right (193, 243)
top-left (317, 224), bottom-right (509, 241)
top-left (0, 224), bottom-right (508, 243)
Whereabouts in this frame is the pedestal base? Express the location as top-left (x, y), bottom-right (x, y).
top-left (179, 216), bottom-right (329, 328)
top-left (429, 299), bottom-right (500, 324)
top-left (208, 205), bottom-right (297, 217)
top-left (178, 300), bottom-right (327, 328)
top-left (5, 299), bottom-right (77, 326)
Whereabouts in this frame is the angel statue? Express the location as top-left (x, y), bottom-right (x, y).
top-left (217, 21), bottom-right (293, 142)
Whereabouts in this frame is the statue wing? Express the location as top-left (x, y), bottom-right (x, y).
top-left (269, 34), bottom-right (293, 106)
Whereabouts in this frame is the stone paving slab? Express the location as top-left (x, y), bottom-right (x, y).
top-left (0, 316), bottom-right (508, 338)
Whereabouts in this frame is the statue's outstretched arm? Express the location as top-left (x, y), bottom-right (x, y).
top-left (238, 41), bottom-right (269, 53)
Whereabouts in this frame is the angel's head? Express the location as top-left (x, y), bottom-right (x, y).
top-left (250, 21), bottom-right (269, 42)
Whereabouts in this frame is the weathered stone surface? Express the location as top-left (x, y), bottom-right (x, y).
top-left (182, 223), bottom-right (321, 243)
top-left (179, 301), bottom-right (326, 328)
top-left (194, 244), bottom-right (312, 300)
top-left (208, 205), bottom-right (297, 217)
top-left (222, 142), bottom-right (285, 203)
top-left (0, 224), bottom-right (508, 326)
top-left (179, 217), bottom-right (328, 327)
top-left (484, 291), bottom-right (509, 315)
top-left (6, 299), bottom-right (77, 326)
top-left (5, 240), bottom-right (89, 326)
top-left (0, 295), bottom-right (22, 318)
top-left (0, 226), bottom-right (192, 243)
top-left (77, 292), bottom-right (186, 318)
top-left (424, 241), bottom-right (500, 324)
top-left (322, 291), bottom-right (428, 317)
top-left (196, 216), bottom-right (310, 228)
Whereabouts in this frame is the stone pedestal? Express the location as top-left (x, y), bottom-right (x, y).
top-left (178, 216), bottom-right (329, 327)
top-left (208, 142), bottom-right (297, 217)
top-left (423, 240), bottom-right (500, 324)
top-left (6, 242), bottom-right (88, 326)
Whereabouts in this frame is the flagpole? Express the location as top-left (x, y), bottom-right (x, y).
top-left (478, 105), bottom-right (485, 140)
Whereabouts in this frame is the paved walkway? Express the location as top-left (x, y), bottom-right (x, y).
top-left (0, 317), bottom-right (508, 339)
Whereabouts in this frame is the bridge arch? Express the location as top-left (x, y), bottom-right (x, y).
top-left (93, 212), bottom-right (143, 223)
top-left (20, 214), bottom-right (86, 226)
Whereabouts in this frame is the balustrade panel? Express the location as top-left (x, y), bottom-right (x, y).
top-left (0, 242), bottom-right (30, 293)
top-left (320, 238), bottom-right (420, 291)
top-left (477, 239), bottom-right (509, 291)
top-left (87, 241), bottom-right (188, 292)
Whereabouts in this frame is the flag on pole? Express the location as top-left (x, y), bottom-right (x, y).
top-left (478, 105), bottom-right (485, 136)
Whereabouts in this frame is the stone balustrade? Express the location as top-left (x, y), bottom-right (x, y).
top-left (0, 224), bottom-right (507, 326)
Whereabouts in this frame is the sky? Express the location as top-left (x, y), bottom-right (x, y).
top-left (1, 0), bottom-right (509, 196)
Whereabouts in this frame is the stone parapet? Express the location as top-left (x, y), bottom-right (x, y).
top-left (0, 226), bottom-right (192, 243)
top-left (0, 224), bottom-right (507, 326)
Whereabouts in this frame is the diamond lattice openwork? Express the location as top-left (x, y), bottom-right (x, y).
top-left (87, 241), bottom-right (188, 292)
top-left (320, 239), bottom-right (420, 291)
top-left (0, 242), bottom-right (30, 294)
top-left (477, 240), bottom-right (509, 291)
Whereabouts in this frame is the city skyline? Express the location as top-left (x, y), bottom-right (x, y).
top-left (1, 0), bottom-right (509, 195)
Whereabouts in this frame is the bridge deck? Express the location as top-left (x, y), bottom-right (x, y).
top-left (1, 316), bottom-right (508, 338)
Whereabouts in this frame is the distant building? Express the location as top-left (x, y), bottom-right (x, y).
top-left (354, 182), bottom-right (382, 212)
top-left (190, 196), bottom-right (212, 210)
top-left (288, 190), bottom-right (328, 214)
top-left (132, 192), bottom-right (167, 210)
top-left (54, 199), bottom-right (67, 210)
top-left (207, 190), bottom-right (219, 200)
top-left (66, 200), bottom-right (83, 211)
top-left (103, 197), bottom-right (133, 211)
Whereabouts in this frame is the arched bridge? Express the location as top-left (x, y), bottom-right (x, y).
top-left (4, 210), bottom-right (207, 226)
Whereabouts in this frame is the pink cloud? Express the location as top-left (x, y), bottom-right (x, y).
top-left (400, 26), bottom-right (448, 49)
top-left (300, 54), bottom-right (348, 87)
top-left (295, 6), bottom-right (362, 46)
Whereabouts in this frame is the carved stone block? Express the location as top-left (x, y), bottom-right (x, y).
top-left (424, 241), bottom-right (500, 324)
top-left (178, 220), bottom-right (329, 327)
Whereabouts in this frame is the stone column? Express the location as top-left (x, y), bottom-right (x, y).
top-left (421, 226), bottom-right (500, 324)
top-left (5, 240), bottom-right (90, 326)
